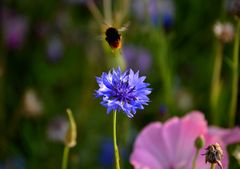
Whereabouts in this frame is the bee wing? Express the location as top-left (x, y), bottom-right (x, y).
top-left (118, 22), bottom-right (130, 32)
top-left (96, 34), bottom-right (105, 41)
top-left (102, 21), bottom-right (111, 27)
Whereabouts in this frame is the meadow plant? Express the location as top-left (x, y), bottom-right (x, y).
top-left (210, 22), bottom-right (234, 124)
top-left (130, 112), bottom-right (240, 169)
top-left (61, 109), bottom-right (77, 169)
top-left (95, 67), bottom-right (151, 169)
top-left (228, 10), bottom-right (240, 127)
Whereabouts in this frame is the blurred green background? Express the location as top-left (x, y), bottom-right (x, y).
top-left (1, 0), bottom-right (240, 168)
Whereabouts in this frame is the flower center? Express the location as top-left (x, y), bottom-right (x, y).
top-left (114, 81), bottom-right (135, 102)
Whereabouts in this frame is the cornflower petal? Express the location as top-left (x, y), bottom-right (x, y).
top-left (95, 67), bottom-right (151, 117)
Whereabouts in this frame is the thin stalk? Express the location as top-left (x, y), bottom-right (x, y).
top-left (113, 110), bottom-right (121, 169)
top-left (117, 0), bottom-right (129, 25)
top-left (103, 41), bottom-right (126, 70)
top-left (114, 49), bottom-right (126, 70)
top-left (210, 41), bottom-right (223, 125)
top-left (103, 0), bottom-right (112, 25)
top-left (210, 163), bottom-right (216, 169)
top-left (86, 0), bottom-right (104, 24)
top-left (229, 19), bottom-right (240, 127)
top-left (158, 31), bottom-right (172, 111)
top-left (0, 42), bottom-right (6, 131)
top-left (62, 146), bottom-right (70, 169)
top-left (191, 149), bottom-right (200, 169)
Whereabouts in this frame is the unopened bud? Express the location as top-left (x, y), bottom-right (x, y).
top-left (213, 22), bottom-right (234, 43)
top-left (64, 109), bottom-right (77, 148)
top-left (195, 135), bottom-right (205, 149)
top-left (203, 143), bottom-right (223, 169)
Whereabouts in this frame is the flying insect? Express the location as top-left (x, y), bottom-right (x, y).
top-left (104, 23), bottom-right (129, 49)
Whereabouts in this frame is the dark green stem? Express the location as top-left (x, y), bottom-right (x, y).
top-left (191, 149), bottom-right (200, 169)
top-left (229, 19), bottom-right (240, 127)
top-left (210, 41), bottom-right (223, 125)
top-left (62, 146), bottom-right (70, 169)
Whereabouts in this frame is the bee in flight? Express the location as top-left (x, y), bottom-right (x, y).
top-left (104, 23), bottom-right (129, 49)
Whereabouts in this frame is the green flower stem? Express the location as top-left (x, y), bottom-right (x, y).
top-left (62, 146), bottom-right (70, 169)
top-left (210, 163), bottom-right (216, 169)
top-left (191, 149), bottom-right (200, 169)
top-left (113, 110), bottom-right (121, 169)
top-left (102, 40), bottom-right (126, 70)
top-left (210, 41), bottom-right (223, 125)
top-left (229, 19), bottom-right (240, 127)
top-left (114, 50), bottom-right (126, 70)
top-left (157, 31), bottom-right (172, 111)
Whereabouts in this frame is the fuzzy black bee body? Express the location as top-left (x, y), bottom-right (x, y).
top-left (105, 27), bottom-right (122, 49)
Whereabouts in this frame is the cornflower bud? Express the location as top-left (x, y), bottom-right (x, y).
top-left (64, 109), bottom-right (77, 148)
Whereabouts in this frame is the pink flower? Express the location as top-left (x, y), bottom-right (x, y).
top-left (130, 111), bottom-right (240, 169)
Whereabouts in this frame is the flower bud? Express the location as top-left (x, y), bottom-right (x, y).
top-left (203, 143), bottom-right (223, 169)
top-left (194, 135), bottom-right (205, 149)
top-left (213, 22), bottom-right (234, 43)
top-left (64, 109), bottom-right (77, 148)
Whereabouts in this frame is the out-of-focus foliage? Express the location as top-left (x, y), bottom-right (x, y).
top-left (0, 0), bottom-right (239, 169)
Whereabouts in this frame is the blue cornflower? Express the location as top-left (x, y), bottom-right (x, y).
top-left (95, 68), bottom-right (151, 118)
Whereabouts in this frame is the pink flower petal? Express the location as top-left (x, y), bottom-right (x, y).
top-left (130, 122), bottom-right (171, 169)
top-left (208, 126), bottom-right (240, 145)
top-left (130, 111), bottom-right (208, 169)
top-left (173, 111), bottom-right (207, 169)
top-left (130, 111), bottom-right (237, 169)
top-left (131, 149), bottom-right (164, 169)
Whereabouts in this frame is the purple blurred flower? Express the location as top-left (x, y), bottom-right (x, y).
top-left (0, 156), bottom-right (25, 169)
top-left (132, 0), bottom-right (175, 29)
top-left (99, 139), bottom-right (115, 168)
top-left (130, 111), bottom-right (240, 169)
top-left (46, 36), bottom-right (64, 63)
top-left (159, 104), bottom-right (168, 116)
top-left (95, 67), bottom-right (151, 118)
top-left (122, 45), bottom-right (152, 74)
top-left (47, 116), bottom-right (68, 142)
top-left (99, 138), bottom-right (128, 168)
top-left (226, 0), bottom-right (240, 17)
top-left (2, 10), bottom-right (28, 49)
top-left (132, 0), bottom-right (147, 23)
